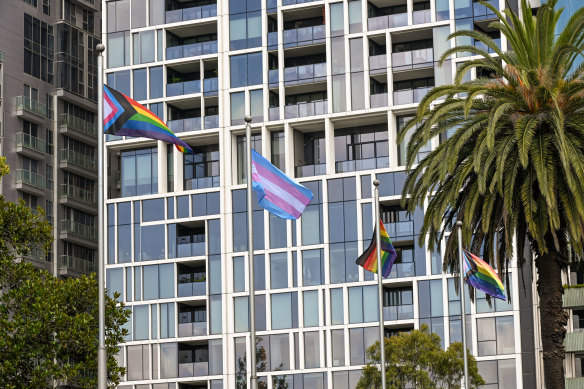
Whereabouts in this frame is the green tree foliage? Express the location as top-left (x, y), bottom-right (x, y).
top-left (356, 326), bottom-right (483, 389)
top-left (398, 1), bottom-right (584, 387)
top-left (0, 158), bottom-right (130, 388)
top-left (236, 336), bottom-right (288, 389)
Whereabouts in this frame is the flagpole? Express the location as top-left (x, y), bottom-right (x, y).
top-left (373, 180), bottom-right (386, 389)
top-left (245, 115), bottom-right (257, 389)
top-left (456, 220), bottom-right (470, 389)
top-left (96, 43), bottom-right (107, 389)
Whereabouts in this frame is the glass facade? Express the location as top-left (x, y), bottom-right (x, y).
top-left (104, 1), bottom-right (530, 388)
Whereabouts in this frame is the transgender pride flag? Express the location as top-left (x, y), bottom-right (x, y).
top-left (251, 149), bottom-right (313, 219)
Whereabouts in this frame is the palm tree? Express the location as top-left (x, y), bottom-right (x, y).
top-left (398, 1), bottom-right (584, 388)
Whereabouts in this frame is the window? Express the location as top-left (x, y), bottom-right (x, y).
top-left (150, 66), bottom-right (163, 99)
top-left (304, 332), bottom-right (320, 368)
top-left (236, 134), bottom-right (262, 184)
top-left (24, 14), bottom-right (54, 83)
top-left (330, 288), bottom-right (344, 325)
top-left (330, 2), bottom-right (344, 36)
top-left (302, 249), bottom-right (324, 286)
top-left (107, 31), bottom-right (131, 68)
top-left (303, 290), bottom-right (319, 327)
top-left (107, 70), bottom-right (131, 96)
top-left (349, 327), bottom-right (378, 365)
top-left (397, 115), bottom-right (430, 166)
top-left (42, 0), bottom-right (50, 15)
top-left (133, 30), bottom-right (155, 64)
top-left (334, 124), bottom-right (389, 172)
top-left (133, 69), bottom-right (147, 101)
top-left (271, 292), bottom-right (297, 330)
top-left (270, 334), bottom-right (290, 371)
top-left (419, 279), bottom-right (445, 344)
top-left (270, 131), bottom-right (285, 170)
top-left (477, 359), bottom-right (517, 388)
top-left (184, 144), bottom-right (220, 190)
top-left (230, 52), bottom-right (262, 87)
top-left (120, 147), bottom-right (158, 197)
top-left (348, 286), bottom-right (378, 323)
top-left (229, 4), bottom-right (261, 50)
top-left (24, 0), bottom-right (37, 6)
top-left (295, 131), bottom-right (325, 177)
top-left (331, 330), bottom-right (345, 366)
top-left (127, 345), bottom-right (150, 381)
top-left (477, 316), bottom-right (515, 356)
top-left (231, 92), bottom-right (245, 125)
top-left (270, 252), bottom-right (288, 289)
top-left (250, 89), bottom-right (263, 122)
top-left (301, 181), bottom-right (323, 245)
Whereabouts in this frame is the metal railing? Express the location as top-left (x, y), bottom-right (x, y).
top-left (16, 132), bottom-right (47, 154)
top-left (60, 184), bottom-right (97, 206)
top-left (59, 114), bottom-right (97, 137)
top-left (60, 219), bottom-right (98, 241)
top-left (16, 96), bottom-right (50, 118)
top-left (284, 63), bottom-right (327, 85)
top-left (166, 41), bottom-right (218, 60)
top-left (283, 25), bottom-right (325, 48)
top-left (15, 169), bottom-right (46, 189)
top-left (284, 100), bottom-right (327, 119)
top-left (59, 255), bottom-right (96, 274)
top-left (60, 149), bottom-right (97, 172)
top-left (166, 80), bottom-right (201, 97)
top-left (165, 3), bottom-right (217, 23)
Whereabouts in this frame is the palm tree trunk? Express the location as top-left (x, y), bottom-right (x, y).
top-left (535, 250), bottom-right (569, 389)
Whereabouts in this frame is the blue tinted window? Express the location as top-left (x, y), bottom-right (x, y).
top-left (233, 256), bottom-right (245, 292)
top-left (142, 198), bottom-right (164, 221)
top-left (208, 219), bottom-right (221, 255)
top-left (133, 305), bottom-right (149, 340)
top-left (121, 147), bottom-right (158, 197)
top-left (270, 213), bottom-right (287, 249)
top-left (331, 288), bottom-right (344, 325)
top-left (177, 195), bottom-right (189, 218)
top-left (207, 192), bottom-right (220, 214)
top-left (143, 265), bottom-right (159, 300)
top-left (230, 55), bottom-right (247, 88)
top-left (272, 293), bottom-right (292, 330)
top-left (140, 225), bottom-right (165, 260)
top-left (254, 254), bottom-right (266, 291)
top-left (209, 255), bottom-right (222, 294)
top-left (270, 252), bottom-right (288, 289)
top-left (106, 268), bottom-right (124, 300)
top-left (303, 291), bottom-right (319, 327)
top-left (247, 52), bottom-right (262, 85)
top-left (210, 295), bottom-right (222, 334)
top-left (150, 66), bottom-right (163, 98)
top-left (159, 263), bottom-right (174, 299)
top-left (302, 249), bottom-right (323, 286)
top-left (133, 68), bottom-right (147, 101)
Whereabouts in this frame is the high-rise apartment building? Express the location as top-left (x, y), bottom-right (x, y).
top-left (0, 0), bottom-right (101, 277)
top-left (102, 1), bottom-right (546, 388)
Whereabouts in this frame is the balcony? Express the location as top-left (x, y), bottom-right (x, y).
top-left (473, 0), bottom-right (497, 20)
top-left (58, 114), bottom-right (97, 144)
top-left (369, 54), bottom-right (387, 75)
top-left (284, 100), bottom-right (327, 119)
top-left (204, 115), bottom-right (219, 129)
top-left (474, 37), bottom-right (502, 54)
top-left (284, 63), bottom-right (326, 85)
top-left (371, 93), bottom-right (388, 108)
top-left (393, 87), bottom-right (432, 105)
top-left (383, 305), bottom-right (414, 321)
top-left (60, 149), bottom-right (97, 174)
top-left (565, 331), bottom-right (584, 353)
top-left (166, 41), bottom-right (217, 60)
top-left (268, 31), bottom-right (278, 50)
top-left (566, 377), bottom-right (584, 389)
top-left (16, 132), bottom-right (47, 157)
top-left (335, 157), bottom-right (389, 173)
top-left (392, 48), bottom-right (434, 71)
top-left (179, 361), bottom-right (208, 378)
top-left (412, 9), bottom-right (431, 24)
top-left (15, 96), bottom-right (51, 120)
top-left (185, 176), bottom-right (220, 190)
top-left (178, 321), bottom-right (207, 337)
top-left (296, 163), bottom-right (326, 178)
top-left (168, 117), bottom-right (202, 133)
top-left (15, 169), bottom-right (46, 193)
top-left (282, 0), bottom-right (319, 5)
top-left (564, 286), bottom-right (584, 309)
top-left (178, 280), bottom-right (207, 297)
top-left (60, 220), bottom-right (98, 242)
top-left (22, 247), bottom-right (48, 263)
top-left (269, 107), bottom-right (280, 121)
top-left (165, 4), bottom-right (217, 23)
top-left (203, 77), bottom-right (218, 96)
top-left (167, 80), bottom-right (201, 97)
top-left (283, 25), bottom-right (325, 48)
top-left (368, 13), bottom-right (407, 31)
top-left (177, 238), bottom-right (206, 258)
top-left (59, 255), bottom-right (96, 275)
top-left (59, 184), bottom-right (97, 207)
top-left (384, 221), bottom-right (415, 240)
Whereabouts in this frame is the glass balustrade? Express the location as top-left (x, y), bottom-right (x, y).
top-left (59, 255), bottom-right (96, 274)
top-left (383, 304), bottom-right (415, 321)
top-left (284, 63), bottom-right (327, 85)
top-left (16, 132), bottom-right (47, 153)
top-left (413, 9), bottom-right (431, 24)
top-left (393, 87), bottom-right (432, 105)
top-left (285, 100), bottom-right (327, 119)
top-left (59, 114), bottom-right (97, 137)
top-left (295, 163), bottom-right (326, 178)
top-left (60, 220), bottom-right (98, 241)
top-left (392, 48), bottom-right (434, 70)
top-left (166, 80), bottom-right (201, 97)
top-left (166, 41), bottom-right (217, 60)
top-left (283, 25), bottom-right (325, 48)
top-left (335, 157), bottom-right (389, 173)
top-left (168, 117), bottom-right (202, 133)
top-left (185, 176), bottom-right (220, 190)
top-left (178, 321), bottom-right (207, 337)
top-left (165, 4), bottom-right (217, 23)
top-left (15, 169), bottom-right (46, 189)
top-left (203, 77), bottom-right (218, 96)
top-left (370, 93), bottom-right (388, 108)
top-left (204, 115), bottom-right (219, 129)
top-left (16, 96), bottom-right (50, 118)
top-left (60, 184), bottom-right (97, 206)
top-left (60, 149), bottom-right (97, 171)
top-left (369, 54), bottom-right (387, 74)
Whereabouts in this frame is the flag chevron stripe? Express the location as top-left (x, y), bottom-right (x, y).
top-left (356, 220), bottom-right (397, 278)
top-left (103, 85), bottom-right (193, 154)
top-left (462, 250), bottom-right (506, 300)
top-left (250, 149), bottom-right (313, 220)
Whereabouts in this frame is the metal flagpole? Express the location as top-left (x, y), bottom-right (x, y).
top-left (245, 115), bottom-right (257, 389)
top-left (373, 180), bottom-right (386, 389)
top-left (96, 43), bottom-right (107, 389)
top-left (456, 220), bottom-right (470, 389)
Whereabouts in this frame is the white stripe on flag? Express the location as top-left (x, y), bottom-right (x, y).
top-left (252, 164), bottom-right (307, 213)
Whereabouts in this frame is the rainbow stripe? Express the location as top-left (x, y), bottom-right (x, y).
top-left (103, 85), bottom-right (193, 154)
top-left (356, 219), bottom-right (397, 278)
top-left (463, 250), bottom-right (506, 300)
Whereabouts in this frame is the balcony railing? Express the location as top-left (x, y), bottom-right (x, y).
top-left (392, 48), bottom-right (434, 71)
top-left (474, 38), bottom-right (501, 54)
top-left (268, 31), bottom-right (278, 49)
top-left (389, 262), bottom-right (415, 278)
top-left (282, 0), bottom-right (319, 5)
top-left (179, 361), bottom-right (208, 378)
top-left (269, 69), bottom-right (279, 87)
top-left (168, 117), bottom-right (202, 133)
top-left (563, 286), bottom-right (584, 309)
top-left (166, 80), bottom-right (201, 97)
top-left (178, 281), bottom-right (207, 297)
top-left (284, 100), bottom-right (327, 119)
top-left (60, 220), bottom-right (98, 241)
top-left (283, 25), bottom-right (325, 48)
top-left (60, 149), bottom-right (97, 172)
top-left (413, 9), bottom-right (431, 24)
top-left (22, 247), bottom-right (48, 262)
top-left (335, 157), bottom-right (389, 173)
top-left (166, 41), bottom-right (218, 60)
top-left (60, 184), bottom-right (97, 206)
top-left (369, 54), bottom-right (387, 74)
top-left (473, 0), bottom-right (498, 19)
top-left (295, 163), bottom-right (326, 178)
top-left (16, 96), bottom-right (51, 118)
top-left (203, 77), bottom-right (218, 96)
top-left (383, 305), bottom-right (414, 321)
top-left (185, 176), bottom-right (220, 190)
top-left (177, 241), bottom-right (206, 257)
top-left (284, 63), bottom-right (327, 85)
top-left (59, 255), bottom-right (96, 274)
top-left (368, 13), bottom-right (407, 31)
top-left (370, 93), bottom-right (388, 108)
top-left (204, 115), bottom-right (219, 129)
top-left (165, 4), bottom-right (217, 23)
top-left (16, 132), bottom-right (47, 154)
top-left (178, 321), bottom-right (207, 337)
top-left (384, 221), bottom-right (415, 240)
top-left (393, 87), bottom-right (432, 105)
top-left (564, 331), bottom-right (584, 353)
top-left (59, 114), bottom-right (97, 137)
top-left (15, 169), bottom-right (46, 189)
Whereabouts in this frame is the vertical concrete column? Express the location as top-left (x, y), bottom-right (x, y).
top-left (158, 140), bottom-right (167, 194)
top-left (173, 145), bottom-right (183, 192)
top-left (325, 118), bottom-right (335, 175)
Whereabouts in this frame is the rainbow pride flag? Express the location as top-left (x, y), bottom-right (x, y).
top-left (103, 85), bottom-right (193, 154)
top-left (463, 250), bottom-right (506, 300)
top-left (356, 219), bottom-right (397, 278)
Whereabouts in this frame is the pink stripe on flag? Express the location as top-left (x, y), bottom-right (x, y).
top-left (252, 170), bottom-right (302, 218)
top-left (252, 161), bottom-right (311, 206)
